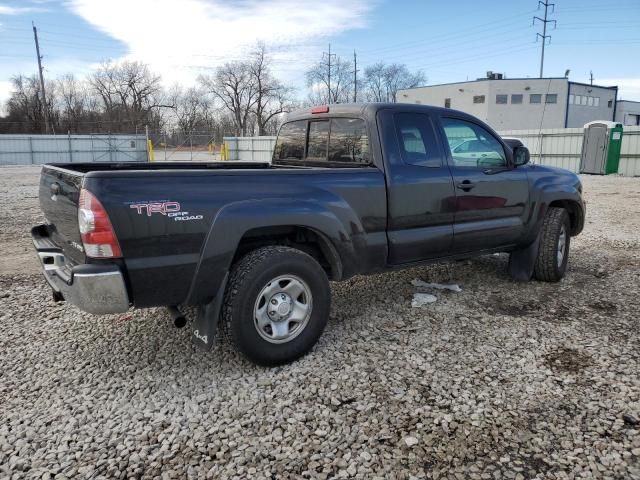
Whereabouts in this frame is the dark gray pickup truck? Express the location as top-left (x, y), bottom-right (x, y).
top-left (32, 103), bottom-right (585, 365)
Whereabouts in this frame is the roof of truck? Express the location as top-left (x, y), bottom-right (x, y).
top-left (285, 102), bottom-right (472, 123)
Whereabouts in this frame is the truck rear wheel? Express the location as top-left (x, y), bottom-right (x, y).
top-left (223, 246), bottom-right (330, 366)
top-left (534, 207), bottom-right (571, 282)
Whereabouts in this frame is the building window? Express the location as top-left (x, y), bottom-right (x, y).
top-left (545, 94), bottom-right (558, 104)
top-left (444, 98), bottom-right (451, 108)
top-left (569, 94), bottom-right (574, 104)
top-left (574, 95), bottom-right (581, 105)
top-left (496, 94), bottom-right (508, 104)
top-left (530, 94), bottom-right (542, 104)
top-left (473, 95), bottom-right (485, 104)
top-left (587, 96), bottom-right (594, 106)
top-left (511, 94), bottom-right (523, 104)
top-left (582, 96), bottom-right (588, 106)
top-left (594, 97), bottom-right (600, 107)
top-left (608, 100), bottom-right (613, 108)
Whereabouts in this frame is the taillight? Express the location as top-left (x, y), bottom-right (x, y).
top-left (78, 189), bottom-right (122, 258)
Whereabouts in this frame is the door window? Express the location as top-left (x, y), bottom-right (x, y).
top-left (441, 118), bottom-right (506, 168)
top-left (395, 113), bottom-right (441, 167)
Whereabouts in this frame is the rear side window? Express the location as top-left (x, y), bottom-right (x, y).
top-left (394, 113), bottom-right (441, 167)
top-left (274, 118), bottom-right (371, 167)
top-left (328, 118), bottom-right (370, 164)
top-left (273, 120), bottom-right (306, 161)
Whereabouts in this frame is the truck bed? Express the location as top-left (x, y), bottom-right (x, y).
top-left (45, 161), bottom-right (273, 173)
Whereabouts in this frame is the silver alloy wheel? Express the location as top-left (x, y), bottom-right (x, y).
top-left (557, 225), bottom-right (567, 266)
top-left (253, 275), bottom-right (312, 344)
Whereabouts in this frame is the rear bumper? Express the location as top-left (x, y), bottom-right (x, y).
top-left (32, 225), bottom-right (130, 314)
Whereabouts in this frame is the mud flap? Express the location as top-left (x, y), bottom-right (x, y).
top-left (508, 236), bottom-right (540, 282)
top-left (191, 273), bottom-right (228, 351)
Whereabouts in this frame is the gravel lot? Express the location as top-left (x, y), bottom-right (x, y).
top-left (1, 166), bottom-right (639, 479)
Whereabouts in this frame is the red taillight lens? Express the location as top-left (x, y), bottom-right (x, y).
top-left (78, 189), bottom-right (122, 258)
top-left (311, 106), bottom-right (329, 114)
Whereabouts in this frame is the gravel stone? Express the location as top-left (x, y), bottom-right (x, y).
top-left (1, 167), bottom-right (640, 479)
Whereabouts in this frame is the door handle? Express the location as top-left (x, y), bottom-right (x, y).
top-left (456, 180), bottom-right (476, 191)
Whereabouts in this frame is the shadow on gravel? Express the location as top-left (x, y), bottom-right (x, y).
top-left (543, 346), bottom-right (593, 373)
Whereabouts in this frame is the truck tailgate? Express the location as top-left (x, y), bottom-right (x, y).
top-left (39, 165), bottom-right (85, 265)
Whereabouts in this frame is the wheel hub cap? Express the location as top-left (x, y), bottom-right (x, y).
top-left (253, 275), bottom-right (313, 344)
top-left (269, 293), bottom-right (293, 321)
top-left (557, 226), bottom-right (567, 266)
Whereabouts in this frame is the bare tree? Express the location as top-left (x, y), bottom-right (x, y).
top-left (363, 62), bottom-right (425, 103)
top-left (198, 61), bottom-right (258, 136)
top-left (306, 55), bottom-right (353, 105)
top-left (249, 44), bottom-right (295, 135)
top-left (5, 75), bottom-right (46, 133)
top-left (57, 74), bottom-right (89, 132)
top-left (90, 60), bottom-right (169, 132)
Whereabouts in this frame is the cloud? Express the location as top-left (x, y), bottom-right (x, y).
top-left (0, 3), bottom-right (48, 15)
top-left (598, 78), bottom-right (640, 101)
top-left (66, 0), bottom-right (372, 87)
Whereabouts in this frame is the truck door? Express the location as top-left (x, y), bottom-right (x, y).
top-left (378, 109), bottom-right (456, 264)
top-left (437, 116), bottom-right (529, 253)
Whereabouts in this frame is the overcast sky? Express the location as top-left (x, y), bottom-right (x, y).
top-left (1, 0), bottom-right (639, 114)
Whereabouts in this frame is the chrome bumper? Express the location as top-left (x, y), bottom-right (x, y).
top-left (32, 226), bottom-right (130, 315)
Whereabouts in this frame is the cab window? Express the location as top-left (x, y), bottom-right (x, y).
top-left (274, 118), bottom-right (371, 167)
top-left (394, 113), bottom-right (441, 167)
top-left (273, 120), bottom-right (306, 161)
top-left (441, 118), bottom-right (506, 168)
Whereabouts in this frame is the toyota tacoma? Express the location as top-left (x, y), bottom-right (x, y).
top-left (32, 103), bottom-right (585, 365)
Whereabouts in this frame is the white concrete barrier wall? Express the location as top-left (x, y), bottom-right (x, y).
top-left (224, 136), bottom-right (276, 162)
top-left (619, 126), bottom-right (640, 177)
top-left (0, 134), bottom-right (147, 166)
top-left (223, 128), bottom-right (640, 176)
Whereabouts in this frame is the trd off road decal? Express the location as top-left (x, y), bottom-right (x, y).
top-left (128, 201), bottom-right (203, 222)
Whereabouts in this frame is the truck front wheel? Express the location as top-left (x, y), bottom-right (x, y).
top-left (223, 246), bottom-right (330, 366)
top-left (534, 207), bottom-right (571, 282)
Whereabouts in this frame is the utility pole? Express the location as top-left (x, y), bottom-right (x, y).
top-left (322, 44), bottom-right (336, 104)
top-left (533, 1), bottom-right (556, 78)
top-left (32, 21), bottom-right (50, 134)
top-left (353, 50), bottom-right (359, 103)
top-left (590, 70), bottom-right (594, 85)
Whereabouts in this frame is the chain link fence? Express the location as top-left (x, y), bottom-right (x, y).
top-left (148, 130), bottom-right (224, 161)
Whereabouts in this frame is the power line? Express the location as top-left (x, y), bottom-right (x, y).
top-left (533, 0), bottom-right (556, 78)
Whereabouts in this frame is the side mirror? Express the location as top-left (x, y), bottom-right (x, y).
top-left (513, 145), bottom-right (530, 166)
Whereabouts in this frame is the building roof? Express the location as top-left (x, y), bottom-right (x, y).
top-left (399, 77), bottom-right (617, 92)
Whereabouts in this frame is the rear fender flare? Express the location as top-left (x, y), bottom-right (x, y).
top-left (185, 198), bottom-right (362, 305)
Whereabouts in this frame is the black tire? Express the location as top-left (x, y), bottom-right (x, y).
top-left (534, 207), bottom-right (571, 282)
top-left (222, 246), bottom-right (330, 366)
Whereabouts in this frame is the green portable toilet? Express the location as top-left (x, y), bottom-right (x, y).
top-left (579, 121), bottom-right (624, 175)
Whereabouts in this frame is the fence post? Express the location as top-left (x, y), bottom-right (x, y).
top-left (145, 125), bottom-right (150, 162)
top-left (251, 137), bottom-right (255, 162)
top-left (29, 135), bottom-right (34, 165)
top-left (68, 131), bottom-right (73, 162)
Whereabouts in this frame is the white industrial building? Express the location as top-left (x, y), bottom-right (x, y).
top-left (615, 100), bottom-right (640, 126)
top-left (397, 73), bottom-right (619, 130)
